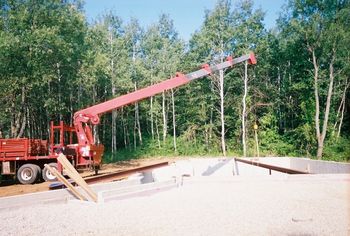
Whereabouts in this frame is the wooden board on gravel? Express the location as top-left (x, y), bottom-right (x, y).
top-left (0, 157), bottom-right (175, 198)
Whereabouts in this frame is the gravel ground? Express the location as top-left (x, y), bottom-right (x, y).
top-left (0, 175), bottom-right (349, 236)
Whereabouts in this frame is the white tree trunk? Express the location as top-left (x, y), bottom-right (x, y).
top-left (57, 63), bottom-right (62, 121)
top-left (110, 29), bottom-right (117, 154)
top-left (150, 96), bottom-right (154, 139)
top-left (334, 79), bottom-right (349, 138)
top-left (162, 91), bottom-right (167, 142)
top-left (155, 113), bottom-right (161, 149)
top-left (314, 48), bottom-right (336, 159)
top-left (121, 107), bottom-right (127, 148)
top-left (111, 85), bottom-right (117, 154)
top-left (242, 61), bottom-right (248, 157)
top-left (312, 49), bottom-right (322, 158)
top-left (171, 89), bottom-right (177, 152)
top-left (134, 82), bottom-right (142, 146)
top-left (219, 67), bottom-right (226, 156)
top-left (92, 86), bottom-right (99, 144)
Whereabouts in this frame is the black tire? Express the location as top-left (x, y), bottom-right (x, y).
top-left (42, 163), bottom-right (58, 182)
top-left (94, 165), bottom-right (100, 175)
top-left (17, 164), bottom-right (40, 184)
top-left (34, 165), bottom-right (42, 181)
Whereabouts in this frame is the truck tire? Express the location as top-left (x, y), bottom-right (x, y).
top-left (42, 163), bottom-right (58, 182)
top-left (17, 164), bottom-right (40, 184)
top-left (35, 165), bottom-right (42, 181)
top-left (94, 164), bottom-right (100, 175)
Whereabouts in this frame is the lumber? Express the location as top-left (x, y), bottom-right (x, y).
top-left (57, 154), bottom-right (98, 202)
top-left (44, 164), bottom-right (87, 201)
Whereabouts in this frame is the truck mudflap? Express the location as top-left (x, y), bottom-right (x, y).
top-left (1, 161), bottom-right (15, 175)
top-left (90, 144), bottom-right (104, 166)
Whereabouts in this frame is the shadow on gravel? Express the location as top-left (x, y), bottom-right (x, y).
top-left (202, 159), bottom-right (230, 176)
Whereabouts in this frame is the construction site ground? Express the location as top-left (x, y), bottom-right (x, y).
top-left (0, 157), bottom-right (349, 235)
top-left (0, 157), bottom-right (169, 197)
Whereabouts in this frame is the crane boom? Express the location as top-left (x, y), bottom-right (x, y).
top-left (73, 53), bottom-right (256, 162)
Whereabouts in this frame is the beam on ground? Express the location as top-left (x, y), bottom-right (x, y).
top-left (234, 158), bottom-right (310, 174)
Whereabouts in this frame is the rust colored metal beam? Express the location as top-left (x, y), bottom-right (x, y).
top-left (234, 158), bottom-right (310, 174)
top-left (49, 161), bottom-right (169, 190)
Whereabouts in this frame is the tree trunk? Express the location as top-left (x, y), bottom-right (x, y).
top-left (162, 91), bottom-right (167, 142)
top-left (111, 85), bottom-right (117, 154)
top-left (57, 62), bottom-right (62, 121)
top-left (110, 29), bottom-right (117, 154)
top-left (17, 107), bottom-right (26, 138)
top-left (155, 114), bottom-right (161, 149)
top-left (92, 86), bottom-right (99, 144)
top-left (134, 83), bottom-right (142, 145)
top-left (242, 61), bottom-right (248, 157)
top-left (126, 111), bottom-right (131, 149)
top-left (312, 49), bottom-right (322, 159)
top-left (121, 107), bottom-right (127, 148)
top-left (11, 87), bottom-right (26, 138)
top-left (150, 96), bottom-right (154, 139)
top-left (337, 91), bottom-right (347, 138)
top-left (218, 55), bottom-right (226, 156)
top-left (171, 89), bottom-right (177, 152)
top-left (209, 107), bottom-right (213, 150)
top-left (313, 47), bottom-right (336, 159)
top-left (26, 107), bottom-right (31, 138)
top-left (334, 79), bottom-right (349, 138)
top-left (133, 115), bottom-right (137, 150)
top-left (318, 51), bottom-right (335, 158)
top-left (204, 122), bottom-right (209, 150)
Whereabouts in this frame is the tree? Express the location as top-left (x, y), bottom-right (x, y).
top-left (231, 0), bottom-right (265, 156)
top-left (141, 14), bottom-right (184, 150)
top-left (189, 0), bottom-right (234, 156)
top-left (281, 0), bottom-right (350, 159)
top-left (0, 0), bottom-right (86, 138)
top-left (124, 18), bottom-right (144, 149)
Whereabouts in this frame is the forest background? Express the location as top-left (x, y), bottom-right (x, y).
top-left (0, 0), bottom-right (349, 162)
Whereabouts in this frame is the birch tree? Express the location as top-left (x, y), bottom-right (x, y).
top-left (190, 0), bottom-right (234, 156)
top-left (232, 0), bottom-right (264, 157)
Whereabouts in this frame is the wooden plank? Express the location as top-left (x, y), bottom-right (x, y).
top-left (44, 164), bottom-right (87, 201)
top-left (58, 155), bottom-right (97, 202)
top-left (57, 154), bottom-right (98, 202)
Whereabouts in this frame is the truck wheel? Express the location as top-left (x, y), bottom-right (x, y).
top-left (35, 165), bottom-right (42, 181)
top-left (17, 164), bottom-right (40, 184)
top-left (42, 163), bottom-right (58, 182)
top-left (94, 165), bottom-right (100, 175)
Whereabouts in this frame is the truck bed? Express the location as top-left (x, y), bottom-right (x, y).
top-left (0, 138), bottom-right (48, 160)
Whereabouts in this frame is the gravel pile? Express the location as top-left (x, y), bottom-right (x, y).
top-left (1, 175), bottom-right (349, 236)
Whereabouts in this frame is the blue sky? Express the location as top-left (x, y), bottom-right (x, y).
top-left (84, 0), bottom-right (286, 41)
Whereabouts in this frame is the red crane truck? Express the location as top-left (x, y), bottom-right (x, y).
top-left (0, 53), bottom-right (256, 184)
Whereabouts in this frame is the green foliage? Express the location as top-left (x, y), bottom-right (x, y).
top-left (322, 137), bottom-right (350, 162)
top-left (103, 135), bottom-right (224, 163)
top-left (257, 113), bottom-right (297, 156)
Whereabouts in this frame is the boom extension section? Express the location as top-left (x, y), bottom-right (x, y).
top-left (73, 53), bottom-right (256, 162)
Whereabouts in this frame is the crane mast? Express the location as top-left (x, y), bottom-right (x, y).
top-left (73, 53), bottom-right (257, 163)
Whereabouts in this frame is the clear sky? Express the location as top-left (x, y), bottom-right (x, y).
top-left (83, 0), bottom-right (286, 41)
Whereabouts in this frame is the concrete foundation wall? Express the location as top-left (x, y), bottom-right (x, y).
top-left (290, 158), bottom-right (350, 174)
top-left (255, 157), bottom-right (350, 174)
top-left (162, 157), bottom-right (350, 178)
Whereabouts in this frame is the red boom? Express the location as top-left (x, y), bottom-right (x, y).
top-left (73, 53), bottom-right (257, 162)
